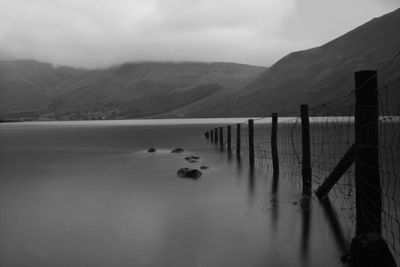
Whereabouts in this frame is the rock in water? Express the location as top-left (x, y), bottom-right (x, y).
top-left (350, 232), bottom-right (396, 267)
top-left (184, 156), bottom-right (200, 163)
top-left (171, 148), bottom-right (184, 153)
top-left (177, 168), bottom-right (202, 180)
top-left (147, 148), bottom-right (156, 153)
top-left (200, 166), bottom-right (209, 170)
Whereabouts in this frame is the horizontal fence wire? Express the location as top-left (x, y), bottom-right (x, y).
top-left (204, 65), bottom-right (400, 264)
top-left (308, 97), bottom-right (357, 244)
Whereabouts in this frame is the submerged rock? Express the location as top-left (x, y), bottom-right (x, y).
top-left (177, 168), bottom-right (202, 180)
top-left (184, 156), bottom-right (200, 163)
top-left (147, 148), bottom-right (156, 153)
top-left (171, 148), bottom-right (184, 153)
top-left (200, 166), bottom-right (209, 170)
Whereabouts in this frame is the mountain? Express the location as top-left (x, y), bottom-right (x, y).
top-left (0, 61), bottom-right (265, 120)
top-left (1, 8), bottom-right (399, 120)
top-left (214, 8), bottom-right (400, 116)
top-left (0, 60), bottom-right (87, 119)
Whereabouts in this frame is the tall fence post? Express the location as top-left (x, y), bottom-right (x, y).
top-left (214, 128), bottom-right (218, 145)
top-left (354, 70), bottom-right (381, 235)
top-left (210, 129), bottom-right (214, 143)
top-left (248, 119), bottom-right (255, 166)
top-left (219, 127), bottom-right (224, 149)
top-left (271, 113), bottom-right (279, 175)
top-left (236, 124), bottom-right (241, 155)
top-left (301, 105), bottom-right (312, 196)
top-left (227, 125), bottom-right (232, 152)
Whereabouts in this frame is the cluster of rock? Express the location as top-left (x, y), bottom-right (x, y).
top-left (147, 147), bottom-right (209, 180)
top-left (184, 156), bottom-right (199, 163)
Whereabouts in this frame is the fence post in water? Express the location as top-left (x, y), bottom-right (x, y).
top-left (227, 125), bottom-right (232, 152)
top-left (248, 119), bottom-right (255, 166)
top-left (236, 124), bottom-right (241, 155)
top-left (219, 127), bottom-right (224, 149)
top-left (210, 129), bottom-right (214, 143)
top-left (354, 70), bottom-right (381, 235)
top-left (271, 113), bottom-right (279, 175)
top-left (214, 128), bottom-right (218, 145)
top-left (301, 105), bottom-right (312, 196)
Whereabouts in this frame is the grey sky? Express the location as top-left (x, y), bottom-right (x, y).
top-left (0, 0), bottom-right (398, 68)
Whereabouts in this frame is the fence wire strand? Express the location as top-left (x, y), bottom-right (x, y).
top-left (205, 66), bottom-right (400, 263)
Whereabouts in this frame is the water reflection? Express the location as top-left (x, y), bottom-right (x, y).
top-left (236, 154), bottom-right (242, 176)
top-left (227, 150), bottom-right (233, 162)
top-left (319, 197), bottom-right (348, 253)
top-left (248, 165), bottom-right (255, 204)
top-left (270, 173), bottom-right (279, 230)
top-left (300, 196), bottom-right (311, 265)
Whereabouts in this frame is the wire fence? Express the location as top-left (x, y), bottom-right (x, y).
top-left (205, 65), bottom-right (400, 263)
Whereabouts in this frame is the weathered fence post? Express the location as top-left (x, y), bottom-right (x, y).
top-left (301, 105), bottom-right (312, 196)
top-left (248, 119), bottom-right (255, 166)
top-left (214, 128), bottom-right (218, 144)
top-left (236, 124), bottom-right (241, 155)
top-left (354, 70), bottom-right (381, 235)
top-left (210, 129), bottom-right (214, 143)
top-left (227, 125), bottom-right (232, 152)
top-left (271, 113), bottom-right (279, 175)
top-left (219, 127), bottom-right (224, 149)
top-left (351, 70), bottom-right (395, 267)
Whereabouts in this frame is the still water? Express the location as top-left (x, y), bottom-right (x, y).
top-left (0, 120), bottom-right (346, 267)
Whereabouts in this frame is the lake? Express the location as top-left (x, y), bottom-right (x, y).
top-left (0, 120), bottom-right (347, 267)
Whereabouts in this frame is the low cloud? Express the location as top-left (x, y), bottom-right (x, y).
top-left (0, 0), bottom-right (397, 68)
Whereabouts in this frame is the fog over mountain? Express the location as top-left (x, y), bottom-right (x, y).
top-left (0, 0), bottom-right (397, 68)
top-left (0, 7), bottom-right (399, 120)
top-left (0, 61), bottom-right (265, 120)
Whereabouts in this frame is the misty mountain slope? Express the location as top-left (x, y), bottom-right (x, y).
top-left (44, 62), bottom-right (265, 119)
top-left (212, 8), bottom-right (400, 116)
top-left (0, 60), bottom-right (87, 118)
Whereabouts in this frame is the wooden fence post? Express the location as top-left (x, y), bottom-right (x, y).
top-left (214, 128), bottom-right (218, 144)
top-left (271, 113), bottom-right (279, 175)
top-left (354, 70), bottom-right (381, 235)
top-left (227, 125), bottom-right (232, 152)
top-left (248, 119), bottom-right (254, 166)
top-left (315, 144), bottom-right (355, 199)
top-left (219, 127), bottom-right (224, 149)
top-left (301, 105), bottom-right (312, 196)
top-left (236, 124), bottom-right (241, 155)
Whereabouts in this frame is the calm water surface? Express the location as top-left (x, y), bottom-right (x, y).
top-left (0, 120), bottom-right (346, 267)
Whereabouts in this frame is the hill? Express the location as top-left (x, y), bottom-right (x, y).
top-left (1, 8), bottom-right (399, 120)
top-left (0, 60), bottom-right (87, 120)
top-left (212, 8), bottom-right (400, 116)
top-left (0, 61), bottom-right (264, 120)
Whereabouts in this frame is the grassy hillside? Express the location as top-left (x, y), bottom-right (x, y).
top-left (212, 8), bottom-right (400, 116)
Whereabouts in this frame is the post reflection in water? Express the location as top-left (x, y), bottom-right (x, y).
top-left (319, 197), bottom-right (349, 253)
top-left (227, 150), bottom-right (233, 162)
top-left (270, 172), bottom-right (279, 230)
top-left (248, 165), bottom-right (255, 204)
top-left (235, 154), bottom-right (243, 179)
top-left (300, 196), bottom-right (312, 265)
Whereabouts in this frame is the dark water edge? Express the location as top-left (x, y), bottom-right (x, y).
top-left (0, 121), bottom-right (347, 267)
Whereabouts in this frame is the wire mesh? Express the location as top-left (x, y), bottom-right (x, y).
top-left (204, 61), bottom-right (400, 263)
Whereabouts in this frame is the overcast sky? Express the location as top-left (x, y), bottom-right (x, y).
top-left (0, 0), bottom-right (398, 68)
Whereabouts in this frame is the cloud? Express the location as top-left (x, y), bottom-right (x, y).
top-left (0, 0), bottom-right (397, 68)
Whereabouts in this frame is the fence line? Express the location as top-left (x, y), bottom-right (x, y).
top-left (204, 67), bottom-right (400, 265)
